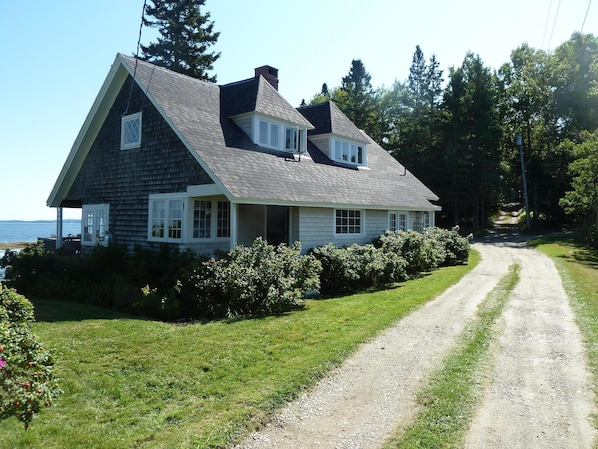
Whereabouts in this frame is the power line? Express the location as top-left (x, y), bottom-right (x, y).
top-left (124, 0), bottom-right (148, 116)
top-left (581, 0), bottom-right (593, 32)
top-left (541, 0), bottom-right (553, 50)
top-left (547, 0), bottom-right (562, 51)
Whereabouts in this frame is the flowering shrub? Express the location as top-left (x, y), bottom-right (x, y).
top-left (190, 238), bottom-right (322, 317)
top-left (0, 285), bottom-right (61, 428)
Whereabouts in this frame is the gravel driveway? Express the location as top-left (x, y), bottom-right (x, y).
top-left (232, 231), bottom-right (596, 448)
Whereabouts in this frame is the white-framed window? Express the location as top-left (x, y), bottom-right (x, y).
top-left (193, 200), bottom-right (212, 238)
top-left (335, 209), bottom-right (362, 235)
top-left (256, 117), bottom-right (306, 153)
top-left (82, 203), bottom-right (109, 246)
top-left (285, 127), bottom-right (306, 152)
top-left (258, 119), bottom-right (280, 149)
top-left (332, 138), bottom-right (365, 166)
top-left (389, 212), bottom-right (407, 231)
top-left (413, 211), bottom-right (431, 232)
top-left (149, 198), bottom-right (183, 241)
top-left (121, 112), bottom-right (142, 150)
top-left (217, 201), bottom-right (230, 237)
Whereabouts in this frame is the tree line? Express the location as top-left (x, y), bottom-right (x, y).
top-left (139, 1), bottom-right (598, 232)
top-left (305, 34), bottom-right (598, 231)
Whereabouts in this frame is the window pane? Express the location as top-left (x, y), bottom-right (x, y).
top-left (270, 123), bottom-right (279, 147)
top-left (389, 213), bottom-right (397, 231)
top-left (259, 120), bottom-right (268, 145)
top-left (334, 140), bottom-right (341, 160)
top-left (193, 200), bottom-right (211, 238)
top-left (168, 200), bottom-right (183, 239)
top-left (121, 113), bottom-right (141, 148)
top-left (357, 146), bottom-right (363, 164)
top-left (335, 209), bottom-right (361, 234)
top-left (217, 201), bottom-right (230, 237)
top-left (152, 201), bottom-right (165, 238)
top-left (286, 127), bottom-right (298, 150)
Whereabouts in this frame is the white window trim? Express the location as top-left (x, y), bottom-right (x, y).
top-left (82, 203), bottom-right (110, 247)
top-left (334, 209), bottom-right (364, 236)
top-left (254, 115), bottom-right (307, 153)
top-left (121, 112), bottom-right (142, 150)
top-left (388, 211), bottom-right (407, 232)
top-left (190, 198), bottom-right (231, 242)
top-left (331, 137), bottom-right (366, 166)
top-left (148, 193), bottom-right (231, 243)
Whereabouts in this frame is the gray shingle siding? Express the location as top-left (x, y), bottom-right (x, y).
top-left (65, 76), bottom-right (214, 250)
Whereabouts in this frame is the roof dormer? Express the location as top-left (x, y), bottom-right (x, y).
top-left (297, 101), bottom-right (369, 167)
top-left (221, 66), bottom-right (314, 154)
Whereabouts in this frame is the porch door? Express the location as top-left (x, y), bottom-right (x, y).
top-left (267, 206), bottom-right (289, 246)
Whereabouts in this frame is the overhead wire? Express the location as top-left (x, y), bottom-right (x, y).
top-left (123, 0), bottom-right (148, 116)
top-left (547, 0), bottom-right (562, 51)
top-left (581, 0), bottom-right (593, 32)
top-left (541, 0), bottom-right (553, 50)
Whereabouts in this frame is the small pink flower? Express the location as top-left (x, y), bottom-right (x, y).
top-left (0, 357), bottom-right (6, 369)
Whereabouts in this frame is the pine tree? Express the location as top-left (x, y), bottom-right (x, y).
top-left (141, 0), bottom-right (220, 82)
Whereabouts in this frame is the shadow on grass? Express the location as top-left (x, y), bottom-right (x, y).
top-left (31, 299), bottom-right (143, 323)
top-left (528, 232), bottom-right (598, 268)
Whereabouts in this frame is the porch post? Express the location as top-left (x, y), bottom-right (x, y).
top-left (230, 202), bottom-right (238, 251)
top-left (56, 207), bottom-right (63, 250)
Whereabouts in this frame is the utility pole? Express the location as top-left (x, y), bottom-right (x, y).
top-left (516, 133), bottom-right (531, 230)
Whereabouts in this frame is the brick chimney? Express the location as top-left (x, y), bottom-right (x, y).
top-left (255, 65), bottom-right (279, 90)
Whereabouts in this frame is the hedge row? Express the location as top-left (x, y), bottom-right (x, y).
top-left (313, 227), bottom-right (471, 294)
top-left (1, 227), bottom-right (470, 320)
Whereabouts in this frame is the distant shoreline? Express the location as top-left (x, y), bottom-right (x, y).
top-left (0, 242), bottom-right (32, 250)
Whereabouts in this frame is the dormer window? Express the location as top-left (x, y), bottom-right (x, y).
top-left (256, 117), bottom-right (307, 153)
top-left (332, 138), bottom-right (365, 166)
top-left (285, 127), bottom-right (306, 152)
top-left (258, 119), bottom-right (279, 148)
top-left (121, 112), bottom-right (142, 150)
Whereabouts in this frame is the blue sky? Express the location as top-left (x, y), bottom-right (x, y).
top-left (1, 0), bottom-right (595, 220)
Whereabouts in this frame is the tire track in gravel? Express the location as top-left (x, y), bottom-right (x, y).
top-left (232, 240), bottom-right (517, 449)
top-left (464, 242), bottom-right (596, 449)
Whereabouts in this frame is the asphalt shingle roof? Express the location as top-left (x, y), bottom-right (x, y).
top-left (120, 54), bottom-right (439, 210)
top-left (298, 102), bottom-right (369, 144)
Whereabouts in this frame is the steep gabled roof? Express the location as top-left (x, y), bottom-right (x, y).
top-left (49, 54), bottom-right (439, 211)
top-left (297, 101), bottom-right (369, 144)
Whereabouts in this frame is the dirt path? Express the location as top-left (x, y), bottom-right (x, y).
top-left (464, 241), bottom-right (596, 448)
top-left (232, 231), bottom-right (596, 448)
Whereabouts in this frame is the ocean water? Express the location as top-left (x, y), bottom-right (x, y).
top-left (0, 220), bottom-right (82, 243)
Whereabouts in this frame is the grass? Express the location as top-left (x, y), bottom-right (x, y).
top-left (383, 263), bottom-right (520, 449)
top-left (529, 233), bottom-right (598, 438)
top-left (0, 251), bottom-right (480, 449)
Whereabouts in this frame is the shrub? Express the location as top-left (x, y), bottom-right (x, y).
top-left (423, 226), bottom-right (471, 266)
top-left (375, 230), bottom-right (444, 275)
top-left (0, 285), bottom-right (62, 428)
top-left (189, 238), bottom-right (322, 318)
top-left (310, 243), bottom-right (408, 294)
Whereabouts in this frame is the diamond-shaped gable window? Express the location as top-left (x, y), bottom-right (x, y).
top-left (121, 112), bottom-right (142, 149)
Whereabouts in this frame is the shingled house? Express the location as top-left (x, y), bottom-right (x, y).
top-left (47, 54), bottom-right (440, 254)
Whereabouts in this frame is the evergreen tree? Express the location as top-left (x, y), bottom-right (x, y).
top-left (335, 59), bottom-right (386, 143)
top-left (141, 0), bottom-right (220, 82)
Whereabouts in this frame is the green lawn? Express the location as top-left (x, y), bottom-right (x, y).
top-left (0, 252), bottom-right (479, 449)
